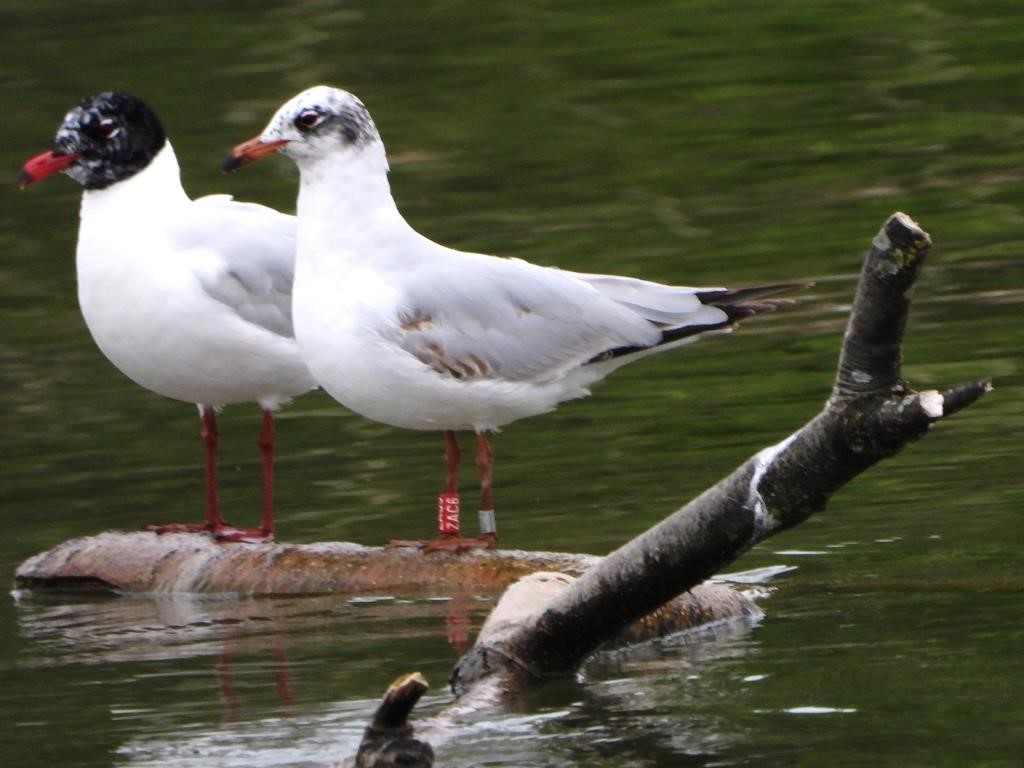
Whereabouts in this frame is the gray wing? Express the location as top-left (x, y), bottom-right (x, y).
top-left (178, 195), bottom-right (298, 338)
top-left (389, 252), bottom-right (679, 382)
top-left (567, 272), bottom-right (725, 324)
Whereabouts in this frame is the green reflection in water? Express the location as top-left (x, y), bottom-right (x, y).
top-left (1, 1), bottom-right (1021, 766)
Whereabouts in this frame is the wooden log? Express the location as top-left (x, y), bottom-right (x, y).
top-left (15, 531), bottom-right (599, 595)
top-left (14, 532), bottom-right (758, 643)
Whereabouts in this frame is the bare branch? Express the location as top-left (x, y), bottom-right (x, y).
top-left (451, 212), bottom-right (989, 693)
top-left (832, 211), bottom-right (930, 400)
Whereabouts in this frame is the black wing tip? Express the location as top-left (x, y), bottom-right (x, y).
top-left (586, 320), bottom-right (733, 365)
top-left (695, 281), bottom-right (811, 306)
top-left (697, 281), bottom-right (811, 321)
top-left (585, 281), bottom-right (811, 367)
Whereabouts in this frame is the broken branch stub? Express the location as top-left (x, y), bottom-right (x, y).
top-left (354, 672), bottom-right (434, 768)
top-left (451, 212), bottom-right (990, 692)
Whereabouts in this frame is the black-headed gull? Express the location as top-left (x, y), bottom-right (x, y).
top-left (20, 92), bottom-right (317, 542)
top-left (226, 85), bottom-right (803, 550)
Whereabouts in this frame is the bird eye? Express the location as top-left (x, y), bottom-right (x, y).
top-left (295, 109), bottom-right (325, 131)
top-left (97, 117), bottom-right (121, 140)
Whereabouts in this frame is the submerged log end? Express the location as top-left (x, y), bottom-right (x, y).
top-left (450, 571), bottom-right (762, 693)
top-left (473, 572), bottom-right (760, 650)
top-left (370, 672), bottom-right (430, 731)
top-left (615, 582), bottom-right (763, 646)
top-left (355, 672), bottom-right (434, 768)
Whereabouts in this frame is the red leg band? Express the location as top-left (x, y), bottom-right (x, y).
top-left (438, 492), bottom-right (460, 536)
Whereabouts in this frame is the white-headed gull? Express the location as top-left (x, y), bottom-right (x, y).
top-left (225, 85), bottom-right (803, 550)
top-left (20, 92), bottom-right (317, 542)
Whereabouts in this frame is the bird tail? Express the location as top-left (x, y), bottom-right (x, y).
top-left (587, 281), bottom-right (810, 364)
top-left (691, 282), bottom-right (810, 323)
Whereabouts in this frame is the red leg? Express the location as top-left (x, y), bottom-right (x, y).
top-left (144, 405), bottom-right (232, 536)
top-left (445, 593), bottom-right (472, 653)
top-left (436, 430), bottom-right (462, 537)
top-left (271, 623), bottom-right (295, 711)
top-left (215, 409), bottom-right (276, 543)
top-left (202, 406), bottom-right (224, 528)
top-left (411, 431), bottom-right (497, 552)
top-left (216, 644), bottom-right (240, 723)
top-left (475, 432), bottom-right (494, 517)
top-left (145, 406), bottom-right (272, 543)
top-left (474, 432), bottom-right (498, 547)
top-left (258, 409), bottom-right (275, 536)
top-left (391, 431), bottom-right (462, 548)
top-left (444, 430), bottom-right (461, 496)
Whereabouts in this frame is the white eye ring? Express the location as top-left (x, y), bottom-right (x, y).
top-left (98, 118), bottom-right (121, 139)
top-left (295, 110), bottom-right (325, 130)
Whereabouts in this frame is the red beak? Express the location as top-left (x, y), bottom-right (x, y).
top-left (222, 136), bottom-right (289, 172)
top-left (18, 150), bottom-right (81, 188)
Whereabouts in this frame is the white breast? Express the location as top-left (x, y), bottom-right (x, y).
top-left (75, 145), bottom-right (315, 408)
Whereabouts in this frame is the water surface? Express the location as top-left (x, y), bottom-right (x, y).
top-left (2, 1), bottom-right (1021, 766)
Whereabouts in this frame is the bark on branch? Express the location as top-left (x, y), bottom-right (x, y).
top-left (450, 212), bottom-right (990, 692)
